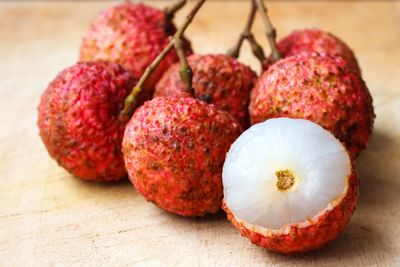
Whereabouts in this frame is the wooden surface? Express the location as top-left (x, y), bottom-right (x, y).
top-left (1, 1), bottom-right (399, 266)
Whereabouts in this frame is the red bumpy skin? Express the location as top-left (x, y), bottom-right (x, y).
top-left (223, 166), bottom-right (359, 254)
top-left (250, 53), bottom-right (374, 157)
top-left (154, 54), bottom-right (257, 129)
top-left (80, 2), bottom-right (192, 103)
top-left (38, 61), bottom-right (136, 182)
top-left (122, 97), bottom-right (242, 216)
top-left (263, 28), bottom-right (361, 75)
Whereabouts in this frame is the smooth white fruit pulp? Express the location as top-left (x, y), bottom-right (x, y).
top-left (223, 118), bottom-right (350, 230)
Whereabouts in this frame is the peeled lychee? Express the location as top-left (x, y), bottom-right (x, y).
top-left (80, 2), bottom-right (192, 103)
top-left (222, 118), bottom-right (359, 254)
top-left (250, 52), bottom-right (374, 157)
top-left (264, 28), bottom-right (361, 75)
top-left (38, 61), bottom-right (136, 182)
top-left (122, 97), bottom-right (242, 216)
top-left (154, 54), bottom-right (257, 129)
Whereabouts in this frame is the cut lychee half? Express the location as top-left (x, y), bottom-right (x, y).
top-left (222, 118), bottom-right (359, 254)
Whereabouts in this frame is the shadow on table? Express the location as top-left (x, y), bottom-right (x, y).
top-left (67, 173), bottom-right (138, 201)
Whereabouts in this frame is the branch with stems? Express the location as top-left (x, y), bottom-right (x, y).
top-left (227, 0), bottom-right (257, 58)
top-left (120, 0), bottom-right (206, 120)
top-left (244, 32), bottom-right (266, 64)
top-left (227, 0), bottom-right (266, 67)
top-left (254, 0), bottom-right (281, 62)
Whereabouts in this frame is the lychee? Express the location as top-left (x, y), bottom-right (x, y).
top-left (154, 54), bottom-right (257, 129)
top-left (38, 61), bottom-right (136, 182)
top-left (264, 28), bottom-right (361, 74)
top-left (250, 52), bottom-right (374, 157)
top-left (80, 2), bottom-right (192, 103)
top-left (222, 118), bottom-right (359, 254)
top-left (122, 97), bottom-right (242, 216)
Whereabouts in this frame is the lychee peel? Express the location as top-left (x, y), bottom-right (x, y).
top-left (223, 172), bottom-right (358, 253)
top-left (222, 118), bottom-right (360, 254)
top-left (250, 52), bottom-right (374, 157)
top-left (266, 28), bottom-right (361, 75)
top-left (122, 97), bottom-right (242, 216)
top-left (38, 61), bottom-right (136, 181)
top-left (155, 54), bottom-right (257, 129)
top-left (80, 2), bottom-right (192, 103)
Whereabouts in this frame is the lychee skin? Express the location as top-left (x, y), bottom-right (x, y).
top-left (38, 61), bottom-right (136, 182)
top-left (250, 53), bottom-right (374, 157)
top-left (122, 97), bottom-right (242, 216)
top-left (80, 2), bottom-right (192, 103)
top-left (264, 29), bottom-right (361, 75)
top-left (154, 54), bottom-right (258, 129)
top-left (223, 166), bottom-right (359, 254)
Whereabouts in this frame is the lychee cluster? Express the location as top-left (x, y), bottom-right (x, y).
top-left (38, 0), bottom-right (246, 212)
top-left (37, 0), bottom-right (375, 255)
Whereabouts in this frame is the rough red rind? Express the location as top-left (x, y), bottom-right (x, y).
top-left (38, 61), bottom-right (136, 181)
top-left (263, 28), bottom-right (361, 75)
top-left (122, 97), bottom-right (242, 216)
top-left (250, 53), bottom-right (375, 157)
top-left (222, 165), bottom-right (360, 254)
top-left (154, 54), bottom-right (257, 129)
top-left (79, 2), bottom-right (192, 103)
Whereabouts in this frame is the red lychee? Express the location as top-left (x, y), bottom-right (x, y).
top-left (222, 118), bottom-right (359, 254)
top-left (38, 61), bottom-right (136, 182)
top-left (249, 52), bottom-right (374, 157)
top-left (154, 54), bottom-right (257, 129)
top-left (264, 28), bottom-right (361, 75)
top-left (80, 2), bottom-right (192, 103)
top-left (122, 97), bottom-right (242, 216)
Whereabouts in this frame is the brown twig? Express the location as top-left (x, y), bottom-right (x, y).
top-left (227, 0), bottom-right (266, 68)
top-left (165, 0), bottom-right (187, 19)
top-left (120, 0), bottom-right (206, 120)
top-left (254, 0), bottom-right (281, 62)
top-left (174, 38), bottom-right (194, 95)
top-left (245, 32), bottom-right (266, 64)
top-left (226, 0), bottom-right (257, 58)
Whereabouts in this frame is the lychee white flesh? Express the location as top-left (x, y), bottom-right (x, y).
top-left (223, 118), bottom-right (350, 230)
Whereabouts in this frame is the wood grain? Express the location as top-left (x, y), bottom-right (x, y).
top-left (0, 1), bottom-right (399, 266)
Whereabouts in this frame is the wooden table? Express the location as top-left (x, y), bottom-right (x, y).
top-left (1, 1), bottom-right (399, 266)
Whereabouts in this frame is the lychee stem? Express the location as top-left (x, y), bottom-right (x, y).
top-left (165, 0), bottom-right (187, 19)
top-left (254, 0), bottom-right (281, 62)
top-left (245, 32), bottom-right (267, 66)
top-left (120, 0), bottom-right (206, 120)
top-left (226, 0), bottom-right (266, 67)
top-left (227, 1), bottom-right (257, 58)
top-left (174, 37), bottom-right (194, 95)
